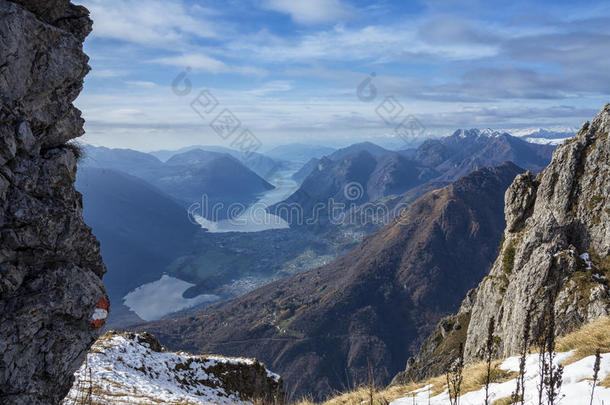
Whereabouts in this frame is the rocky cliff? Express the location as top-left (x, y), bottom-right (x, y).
top-left (395, 104), bottom-right (610, 382)
top-left (0, 1), bottom-right (108, 404)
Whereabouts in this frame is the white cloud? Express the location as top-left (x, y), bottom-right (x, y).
top-left (126, 81), bottom-right (157, 88)
top-left (152, 54), bottom-right (227, 73)
top-left (76, 80), bottom-right (594, 152)
top-left (225, 23), bottom-right (498, 63)
top-left (247, 81), bottom-right (294, 96)
top-left (262, 0), bottom-right (354, 25)
top-left (79, 0), bottom-right (218, 48)
top-left (74, 0), bottom-right (608, 152)
top-left (87, 68), bottom-right (128, 78)
top-left (150, 53), bottom-right (268, 76)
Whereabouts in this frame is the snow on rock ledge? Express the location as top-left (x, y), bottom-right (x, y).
top-left (62, 332), bottom-right (285, 405)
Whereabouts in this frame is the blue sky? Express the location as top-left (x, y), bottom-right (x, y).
top-left (74, 0), bottom-right (610, 151)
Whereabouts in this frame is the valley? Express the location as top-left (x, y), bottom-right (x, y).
top-left (78, 130), bottom-right (556, 330)
top-left (2, 2), bottom-right (609, 404)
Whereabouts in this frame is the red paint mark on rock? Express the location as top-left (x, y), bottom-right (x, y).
top-left (90, 297), bottom-right (110, 329)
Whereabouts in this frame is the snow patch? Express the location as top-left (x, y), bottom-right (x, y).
top-left (580, 252), bottom-right (593, 270)
top-left (63, 333), bottom-right (281, 405)
top-left (392, 351), bottom-right (610, 405)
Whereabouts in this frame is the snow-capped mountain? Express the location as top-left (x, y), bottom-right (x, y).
top-left (62, 332), bottom-right (283, 405)
top-left (505, 127), bottom-right (577, 145)
top-left (451, 127), bottom-right (576, 145)
top-left (452, 128), bottom-right (508, 138)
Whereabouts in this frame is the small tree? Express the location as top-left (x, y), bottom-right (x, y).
top-left (589, 348), bottom-right (601, 405)
top-left (536, 304), bottom-right (564, 405)
top-left (536, 334), bottom-right (546, 405)
top-left (484, 317), bottom-right (496, 405)
top-left (367, 359), bottom-right (375, 405)
top-left (446, 343), bottom-right (464, 405)
top-left (543, 310), bottom-right (564, 405)
top-left (512, 310), bottom-right (531, 404)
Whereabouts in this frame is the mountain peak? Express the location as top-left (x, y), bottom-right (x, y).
top-left (451, 128), bottom-right (508, 139)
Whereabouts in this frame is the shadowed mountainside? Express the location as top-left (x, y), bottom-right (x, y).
top-left (83, 146), bottom-right (274, 217)
top-left (76, 167), bottom-right (198, 326)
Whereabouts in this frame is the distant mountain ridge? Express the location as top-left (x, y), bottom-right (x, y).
top-left (82, 146), bottom-right (274, 217)
top-left (271, 148), bottom-right (438, 226)
top-left (504, 127), bottom-right (576, 146)
top-left (276, 130), bottom-right (554, 227)
top-left (291, 142), bottom-right (390, 184)
top-left (136, 162), bottom-right (524, 400)
top-left (150, 145), bottom-right (279, 179)
top-left (413, 128), bottom-right (555, 179)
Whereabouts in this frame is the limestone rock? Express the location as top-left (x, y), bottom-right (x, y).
top-left (0, 1), bottom-right (107, 404)
top-left (397, 104), bottom-right (610, 382)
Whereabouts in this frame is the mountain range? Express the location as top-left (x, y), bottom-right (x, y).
top-left (274, 130), bottom-right (555, 228)
top-left (507, 127), bottom-right (576, 145)
top-left (135, 162), bottom-right (524, 400)
top-left (82, 146), bottom-right (274, 218)
top-left (77, 132), bottom-right (556, 331)
top-left (411, 128), bottom-right (555, 181)
top-left (150, 145), bottom-right (279, 179)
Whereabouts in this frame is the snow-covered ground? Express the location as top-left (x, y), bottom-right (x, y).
top-left (123, 274), bottom-right (219, 321)
top-left (392, 351), bottom-right (610, 405)
top-left (62, 332), bottom-right (281, 405)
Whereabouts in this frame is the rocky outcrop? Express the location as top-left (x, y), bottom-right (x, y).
top-left (63, 331), bottom-right (285, 405)
top-left (0, 1), bottom-right (108, 404)
top-left (395, 104), bottom-right (610, 382)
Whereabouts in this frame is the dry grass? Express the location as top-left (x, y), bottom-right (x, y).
top-left (491, 396), bottom-right (516, 405)
top-left (293, 317), bottom-right (610, 405)
top-left (600, 373), bottom-right (610, 389)
top-left (64, 141), bottom-right (86, 163)
top-left (291, 358), bottom-right (516, 405)
top-left (556, 316), bottom-right (610, 365)
top-left (292, 384), bottom-right (407, 405)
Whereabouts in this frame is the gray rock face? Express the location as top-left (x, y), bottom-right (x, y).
top-left (0, 1), bottom-right (108, 404)
top-left (396, 104), bottom-right (610, 382)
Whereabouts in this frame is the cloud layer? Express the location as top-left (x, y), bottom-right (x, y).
top-left (74, 0), bottom-right (610, 150)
